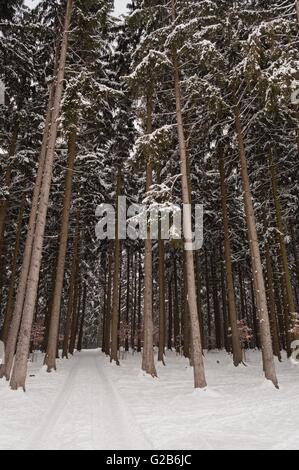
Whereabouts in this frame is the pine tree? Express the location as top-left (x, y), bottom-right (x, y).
top-left (10, 0), bottom-right (74, 390)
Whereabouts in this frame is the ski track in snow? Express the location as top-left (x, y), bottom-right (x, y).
top-left (25, 351), bottom-right (151, 450)
top-left (0, 349), bottom-right (299, 450)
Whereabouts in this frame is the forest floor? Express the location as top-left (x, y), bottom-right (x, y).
top-left (0, 349), bottom-right (298, 450)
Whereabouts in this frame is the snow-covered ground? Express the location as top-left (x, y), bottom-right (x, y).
top-left (0, 349), bottom-right (298, 450)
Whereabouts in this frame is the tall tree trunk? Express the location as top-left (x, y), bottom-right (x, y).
top-left (173, 253), bottom-right (180, 353)
top-left (261, 205), bottom-right (281, 360)
top-left (250, 279), bottom-right (259, 349)
top-left (45, 128), bottom-right (77, 369)
top-left (276, 246), bottom-right (292, 355)
top-left (142, 93), bottom-right (157, 377)
top-left (268, 151), bottom-right (296, 354)
top-left (10, 0), bottom-right (74, 391)
top-left (137, 250), bottom-right (142, 353)
top-left (234, 104), bottom-right (278, 388)
top-left (157, 167), bottom-right (166, 364)
top-left (290, 223), bottom-right (299, 291)
top-left (0, 124), bottom-right (19, 308)
top-left (110, 168), bottom-right (121, 365)
top-left (42, 251), bottom-right (59, 353)
top-left (104, 245), bottom-right (113, 355)
top-left (62, 207), bottom-right (80, 359)
top-left (265, 243), bottom-right (281, 360)
top-left (211, 255), bottom-right (222, 350)
top-left (131, 252), bottom-right (137, 350)
top-left (238, 265), bottom-right (246, 321)
top-left (0, 195), bottom-right (25, 343)
top-left (125, 247), bottom-right (130, 352)
top-left (168, 277), bottom-right (173, 350)
top-left (77, 284), bottom-right (86, 352)
top-left (220, 249), bottom-right (229, 353)
top-left (100, 260), bottom-right (107, 351)
top-left (195, 252), bottom-right (205, 349)
top-left (182, 253), bottom-right (190, 358)
top-left (117, 253), bottom-right (122, 351)
top-left (69, 279), bottom-right (81, 356)
top-left (205, 247), bottom-right (212, 350)
top-left (171, 1), bottom-right (206, 388)
top-left (273, 268), bottom-right (286, 350)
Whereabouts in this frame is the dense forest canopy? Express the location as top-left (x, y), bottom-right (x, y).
top-left (0, 0), bottom-right (298, 392)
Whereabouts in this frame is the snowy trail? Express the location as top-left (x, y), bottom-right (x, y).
top-left (26, 351), bottom-right (152, 450)
top-left (1, 349), bottom-right (299, 450)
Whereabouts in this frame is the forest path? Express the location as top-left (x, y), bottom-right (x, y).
top-left (27, 350), bottom-right (152, 450)
top-left (1, 349), bottom-right (298, 450)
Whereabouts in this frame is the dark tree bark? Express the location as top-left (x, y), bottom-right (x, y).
top-left (142, 93), bottom-right (157, 377)
top-left (77, 284), bottom-right (87, 352)
top-left (104, 245), bottom-right (113, 355)
top-left (62, 207), bottom-right (80, 359)
top-left (173, 253), bottom-right (180, 353)
top-left (10, 0), bottom-right (74, 390)
top-left (110, 168), bottom-right (122, 365)
top-left (234, 104), bottom-right (278, 387)
top-left (45, 126), bottom-right (78, 370)
top-left (0, 195), bottom-right (25, 343)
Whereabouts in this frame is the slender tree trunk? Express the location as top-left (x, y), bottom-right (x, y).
top-left (45, 127), bottom-right (77, 369)
top-left (157, 167), bottom-right (166, 364)
top-left (268, 151), bottom-right (296, 353)
top-left (220, 249), bottom-right (229, 353)
top-left (125, 247), bottom-right (130, 352)
top-left (205, 247), bottom-right (212, 349)
top-left (0, 124), bottom-right (19, 308)
top-left (234, 104), bottom-right (278, 387)
top-left (100, 261), bottom-right (108, 351)
top-left (137, 250), bottom-right (142, 353)
top-left (104, 246), bottom-right (113, 355)
top-left (173, 254), bottom-right (180, 353)
top-left (171, 3), bottom-right (206, 387)
top-left (182, 253), bottom-right (190, 358)
top-left (142, 93), bottom-right (157, 377)
top-left (212, 255), bottom-right (223, 348)
top-left (69, 280), bottom-right (80, 356)
top-left (62, 208), bottom-right (80, 359)
top-left (195, 252), bottom-right (205, 349)
top-left (42, 251), bottom-right (58, 353)
top-left (117, 253), bottom-right (122, 351)
top-left (290, 223), bottom-right (299, 291)
top-left (168, 277), bottom-right (173, 350)
top-left (77, 284), bottom-right (86, 352)
top-left (265, 243), bottom-right (281, 360)
top-left (238, 265), bottom-right (246, 321)
top-left (110, 168), bottom-right (121, 365)
top-left (211, 255), bottom-right (222, 350)
top-left (276, 246), bottom-right (292, 355)
top-left (10, 0), bottom-right (74, 390)
top-left (250, 279), bottom-right (259, 348)
top-left (0, 195), bottom-right (25, 343)
top-left (131, 252), bottom-right (137, 350)
top-left (273, 268), bottom-right (286, 350)
top-left (261, 205), bottom-right (281, 359)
